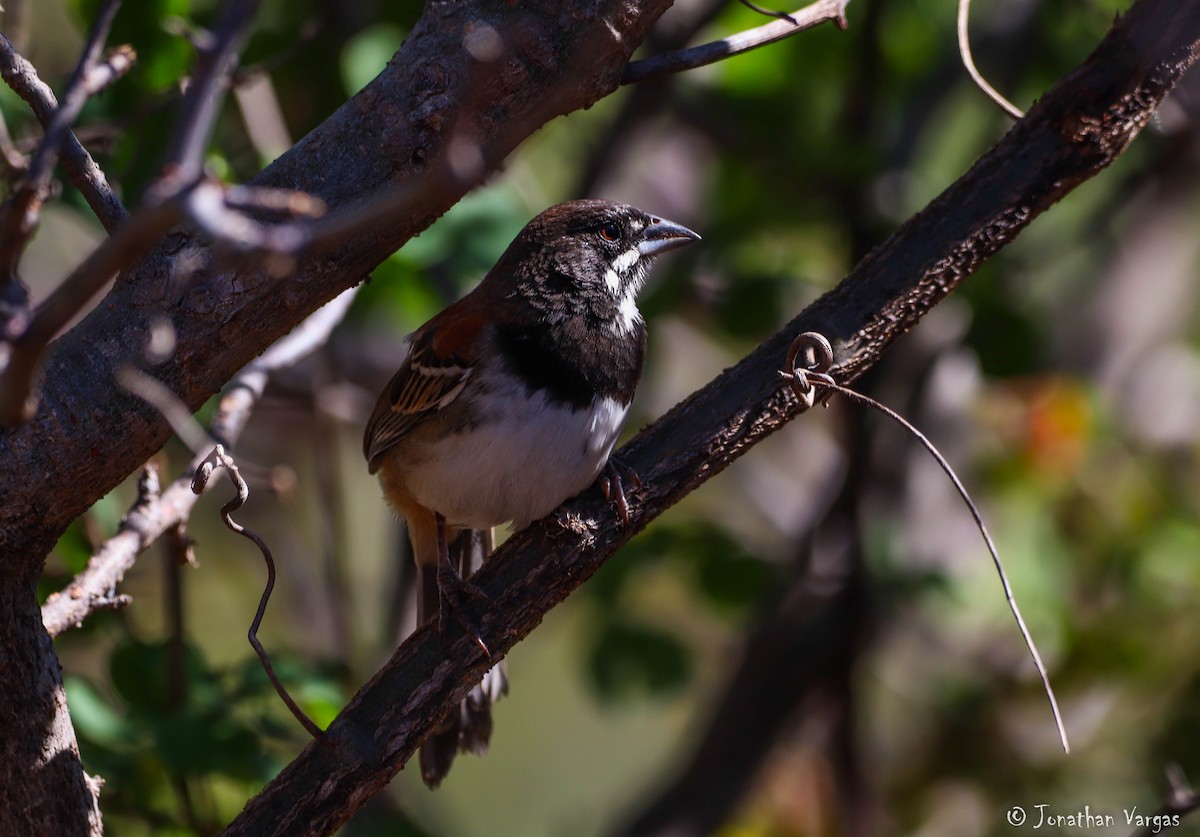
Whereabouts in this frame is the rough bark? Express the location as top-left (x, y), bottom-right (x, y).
top-left (0, 563), bottom-right (102, 835)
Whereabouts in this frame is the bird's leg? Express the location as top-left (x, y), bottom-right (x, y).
top-left (435, 512), bottom-right (491, 657)
top-left (599, 458), bottom-right (643, 525)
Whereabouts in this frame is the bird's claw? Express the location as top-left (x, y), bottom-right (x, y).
top-left (600, 459), bottom-right (642, 526)
top-left (437, 562), bottom-right (491, 658)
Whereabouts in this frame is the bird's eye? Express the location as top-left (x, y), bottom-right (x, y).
top-left (598, 222), bottom-right (619, 242)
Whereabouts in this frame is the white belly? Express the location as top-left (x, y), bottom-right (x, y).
top-left (405, 379), bottom-right (629, 530)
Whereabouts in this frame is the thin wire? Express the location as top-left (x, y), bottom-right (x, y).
top-left (192, 446), bottom-right (323, 738)
top-left (783, 333), bottom-right (1069, 754)
top-left (736, 0), bottom-right (798, 24)
top-left (957, 0), bottom-right (1024, 120)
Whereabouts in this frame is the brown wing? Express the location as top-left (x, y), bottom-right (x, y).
top-left (362, 307), bottom-right (487, 473)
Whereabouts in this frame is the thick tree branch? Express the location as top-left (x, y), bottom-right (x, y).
top-left (223, 1), bottom-right (1200, 832)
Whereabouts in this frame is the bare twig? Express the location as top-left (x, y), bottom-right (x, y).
top-left (233, 71), bottom-right (293, 163)
top-left (191, 445), bottom-right (323, 738)
top-left (80, 45), bottom-right (137, 97)
top-left (0, 0), bottom-right (125, 280)
top-left (42, 465), bottom-right (158, 637)
top-left (223, 184), bottom-right (325, 218)
top-left (42, 289), bottom-right (357, 637)
top-left (160, 0), bottom-right (264, 188)
top-left (622, 0), bottom-right (850, 84)
top-left (0, 109), bottom-right (29, 174)
top-left (0, 33), bottom-right (127, 230)
top-left (781, 332), bottom-right (1069, 754)
top-left (957, 0), bottom-right (1024, 119)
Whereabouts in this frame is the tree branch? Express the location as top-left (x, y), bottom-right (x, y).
top-left (159, 0), bottom-right (263, 188)
top-left (622, 0), bottom-right (850, 84)
top-left (0, 0), bottom-right (126, 247)
top-left (40, 288), bottom-right (358, 638)
top-left (223, 2), bottom-right (1200, 832)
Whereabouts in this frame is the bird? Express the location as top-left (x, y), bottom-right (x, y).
top-left (363, 198), bottom-right (700, 787)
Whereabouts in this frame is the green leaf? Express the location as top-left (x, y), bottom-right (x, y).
top-left (587, 619), bottom-right (692, 702)
top-left (65, 677), bottom-right (136, 750)
top-left (109, 639), bottom-right (210, 714)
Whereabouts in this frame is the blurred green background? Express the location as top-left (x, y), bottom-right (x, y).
top-left (11, 0), bottom-right (1200, 834)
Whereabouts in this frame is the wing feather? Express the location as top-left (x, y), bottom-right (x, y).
top-left (362, 310), bottom-right (485, 472)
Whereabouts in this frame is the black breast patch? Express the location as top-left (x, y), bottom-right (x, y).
top-left (496, 319), bottom-right (646, 410)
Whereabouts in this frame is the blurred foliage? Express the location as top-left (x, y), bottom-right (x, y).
top-left (14, 0), bottom-right (1200, 835)
top-left (65, 637), bottom-right (346, 832)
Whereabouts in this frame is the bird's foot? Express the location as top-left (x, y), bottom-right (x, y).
top-left (437, 559), bottom-right (491, 658)
top-left (600, 458), bottom-right (643, 526)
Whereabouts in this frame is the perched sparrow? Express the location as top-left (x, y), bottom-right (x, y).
top-left (363, 199), bottom-right (699, 787)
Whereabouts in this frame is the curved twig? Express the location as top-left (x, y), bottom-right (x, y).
top-left (958, 0), bottom-right (1024, 119)
top-left (192, 445), bottom-right (323, 739)
top-left (737, 0), bottom-right (798, 24)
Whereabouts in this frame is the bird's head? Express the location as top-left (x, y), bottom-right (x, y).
top-left (494, 199), bottom-right (700, 332)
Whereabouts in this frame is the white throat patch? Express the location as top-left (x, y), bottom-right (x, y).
top-left (614, 290), bottom-right (643, 335)
top-left (605, 248), bottom-right (641, 296)
top-left (613, 247), bottom-right (641, 274)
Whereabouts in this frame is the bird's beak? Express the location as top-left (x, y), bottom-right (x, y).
top-left (637, 214), bottom-right (701, 257)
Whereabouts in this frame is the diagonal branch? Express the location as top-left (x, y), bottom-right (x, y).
top-left (623, 0), bottom-right (851, 84)
top-left (0, 0), bottom-right (124, 278)
top-left (223, 2), bottom-right (1200, 833)
top-left (0, 35), bottom-right (128, 232)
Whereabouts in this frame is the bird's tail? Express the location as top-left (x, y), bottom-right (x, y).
top-left (417, 526), bottom-right (509, 788)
